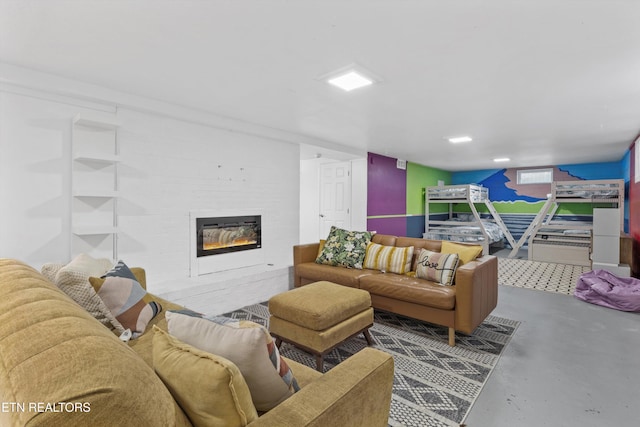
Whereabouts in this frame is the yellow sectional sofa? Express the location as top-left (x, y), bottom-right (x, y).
top-left (294, 234), bottom-right (499, 346)
top-left (0, 259), bottom-right (394, 427)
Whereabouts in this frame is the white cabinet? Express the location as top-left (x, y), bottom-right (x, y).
top-left (70, 112), bottom-right (119, 260)
top-left (592, 208), bottom-right (630, 276)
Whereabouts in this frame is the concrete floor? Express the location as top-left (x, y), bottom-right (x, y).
top-left (465, 271), bottom-right (640, 426)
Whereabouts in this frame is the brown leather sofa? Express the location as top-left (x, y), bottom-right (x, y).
top-left (294, 234), bottom-right (499, 346)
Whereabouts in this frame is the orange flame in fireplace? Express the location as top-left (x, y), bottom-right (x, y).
top-left (203, 238), bottom-right (257, 250)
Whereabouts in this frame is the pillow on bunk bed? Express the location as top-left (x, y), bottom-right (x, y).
top-left (440, 241), bottom-right (482, 265)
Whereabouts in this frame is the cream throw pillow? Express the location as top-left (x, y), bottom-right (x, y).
top-left (152, 327), bottom-right (258, 427)
top-left (54, 254), bottom-right (124, 333)
top-left (363, 242), bottom-right (414, 274)
top-left (41, 262), bottom-right (65, 283)
top-left (165, 310), bottom-right (299, 412)
top-left (415, 248), bottom-right (460, 286)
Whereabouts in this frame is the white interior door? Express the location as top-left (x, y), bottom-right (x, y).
top-left (319, 161), bottom-right (351, 238)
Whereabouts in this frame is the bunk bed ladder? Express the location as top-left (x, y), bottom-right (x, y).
top-left (468, 202), bottom-right (490, 255)
top-left (508, 197), bottom-right (554, 258)
top-left (484, 200), bottom-right (517, 249)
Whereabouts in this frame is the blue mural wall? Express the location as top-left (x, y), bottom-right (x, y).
top-left (451, 160), bottom-right (628, 234)
top-left (452, 161), bottom-right (624, 202)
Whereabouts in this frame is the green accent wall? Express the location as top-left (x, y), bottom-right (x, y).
top-left (454, 200), bottom-right (594, 215)
top-left (406, 162), bottom-right (451, 215)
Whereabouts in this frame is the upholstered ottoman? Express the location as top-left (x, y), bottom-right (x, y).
top-left (268, 281), bottom-right (374, 371)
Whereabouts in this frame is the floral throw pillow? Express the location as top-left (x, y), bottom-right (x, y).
top-left (315, 226), bottom-right (373, 269)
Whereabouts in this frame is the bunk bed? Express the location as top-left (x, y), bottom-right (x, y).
top-left (424, 184), bottom-right (516, 255)
top-left (512, 179), bottom-right (625, 266)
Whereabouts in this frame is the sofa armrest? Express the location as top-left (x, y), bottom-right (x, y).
top-left (453, 255), bottom-right (499, 334)
top-left (293, 243), bottom-right (320, 287)
top-left (294, 243), bottom-right (320, 265)
top-left (249, 347), bottom-right (394, 427)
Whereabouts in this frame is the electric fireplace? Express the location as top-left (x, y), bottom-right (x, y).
top-left (196, 215), bottom-right (261, 257)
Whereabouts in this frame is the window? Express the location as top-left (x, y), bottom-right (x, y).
top-left (517, 168), bottom-right (553, 185)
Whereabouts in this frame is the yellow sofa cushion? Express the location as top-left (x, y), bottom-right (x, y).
top-left (152, 327), bottom-right (258, 427)
top-left (440, 241), bottom-right (483, 265)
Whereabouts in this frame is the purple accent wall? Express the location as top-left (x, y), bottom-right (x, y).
top-left (367, 217), bottom-right (407, 236)
top-left (367, 153), bottom-right (407, 216)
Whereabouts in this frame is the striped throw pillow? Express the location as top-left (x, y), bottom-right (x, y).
top-left (415, 249), bottom-right (460, 286)
top-left (363, 242), bottom-right (414, 274)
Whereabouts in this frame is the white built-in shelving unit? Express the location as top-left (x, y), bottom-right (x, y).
top-left (70, 111), bottom-right (120, 260)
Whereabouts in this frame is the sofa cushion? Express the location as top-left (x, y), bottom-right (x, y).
top-left (415, 249), bottom-right (459, 286)
top-left (54, 253), bottom-right (125, 333)
top-left (315, 226), bottom-right (372, 269)
top-left (440, 241), bottom-right (483, 265)
top-left (166, 310), bottom-right (299, 412)
top-left (152, 326), bottom-right (258, 427)
top-left (295, 262), bottom-right (381, 288)
top-left (363, 242), bottom-right (414, 274)
top-left (359, 274), bottom-right (456, 309)
top-left (371, 233), bottom-right (397, 246)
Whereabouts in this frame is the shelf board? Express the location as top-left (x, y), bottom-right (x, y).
top-left (74, 153), bottom-right (120, 163)
top-left (73, 190), bottom-right (118, 198)
top-left (73, 113), bottom-right (119, 130)
top-left (72, 226), bottom-right (117, 236)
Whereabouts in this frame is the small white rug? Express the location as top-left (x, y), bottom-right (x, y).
top-left (498, 258), bottom-right (590, 295)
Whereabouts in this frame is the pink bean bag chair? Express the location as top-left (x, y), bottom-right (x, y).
top-left (574, 269), bottom-right (640, 312)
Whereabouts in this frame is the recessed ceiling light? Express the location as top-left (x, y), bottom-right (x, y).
top-left (448, 136), bottom-right (473, 143)
top-left (328, 71), bottom-right (373, 92)
top-left (493, 157), bottom-right (510, 162)
top-left (320, 63), bottom-right (381, 92)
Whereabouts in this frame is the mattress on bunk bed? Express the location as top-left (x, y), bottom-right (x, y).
top-left (427, 186), bottom-right (487, 201)
top-left (424, 218), bottom-right (505, 243)
top-left (556, 183), bottom-right (620, 198)
top-left (531, 222), bottom-right (592, 266)
top-left (575, 269), bottom-right (640, 312)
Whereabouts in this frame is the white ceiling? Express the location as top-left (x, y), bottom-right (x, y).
top-left (1, 0), bottom-right (640, 171)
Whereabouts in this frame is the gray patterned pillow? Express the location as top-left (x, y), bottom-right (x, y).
top-left (315, 226), bottom-right (372, 269)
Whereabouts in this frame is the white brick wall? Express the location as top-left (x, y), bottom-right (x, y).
top-left (116, 109), bottom-right (300, 300)
top-left (1, 92), bottom-right (300, 312)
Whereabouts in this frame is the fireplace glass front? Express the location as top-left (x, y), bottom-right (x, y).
top-left (196, 215), bottom-right (261, 257)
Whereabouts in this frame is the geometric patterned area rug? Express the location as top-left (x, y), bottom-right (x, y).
top-left (498, 257), bottom-right (590, 295)
top-left (223, 302), bottom-right (520, 427)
